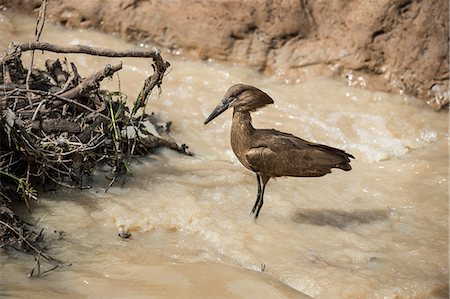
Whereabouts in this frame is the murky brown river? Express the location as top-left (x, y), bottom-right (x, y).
top-left (1, 12), bottom-right (448, 299)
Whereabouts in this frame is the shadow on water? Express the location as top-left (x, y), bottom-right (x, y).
top-left (431, 283), bottom-right (450, 299)
top-left (292, 208), bottom-right (390, 229)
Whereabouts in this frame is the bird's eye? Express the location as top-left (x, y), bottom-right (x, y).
top-left (223, 97), bottom-right (235, 105)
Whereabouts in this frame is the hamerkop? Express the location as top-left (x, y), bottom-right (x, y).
top-left (204, 84), bottom-right (354, 219)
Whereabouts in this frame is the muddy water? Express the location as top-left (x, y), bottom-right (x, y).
top-left (1, 12), bottom-right (448, 299)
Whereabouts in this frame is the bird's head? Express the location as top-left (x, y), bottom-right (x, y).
top-left (204, 84), bottom-right (274, 125)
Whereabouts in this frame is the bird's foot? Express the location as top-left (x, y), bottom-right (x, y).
top-left (249, 209), bottom-right (259, 223)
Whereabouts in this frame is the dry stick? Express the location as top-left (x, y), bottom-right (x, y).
top-left (31, 99), bottom-right (46, 121)
top-left (25, 0), bottom-right (48, 90)
top-left (131, 52), bottom-right (168, 116)
top-left (0, 220), bottom-right (53, 262)
top-left (17, 42), bottom-right (163, 59)
top-left (57, 66), bottom-right (77, 95)
top-left (59, 62), bottom-right (123, 99)
top-left (15, 89), bottom-right (110, 121)
top-left (37, 262), bottom-right (63, 277)
top-left (30, 252), bottom-right (41, 277)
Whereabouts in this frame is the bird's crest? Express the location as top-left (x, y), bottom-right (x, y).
top-left (226, 84), bottom-right (274, 112)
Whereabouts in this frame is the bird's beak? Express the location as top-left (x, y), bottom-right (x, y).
top-left (204, 97), bottom-right (233, 125)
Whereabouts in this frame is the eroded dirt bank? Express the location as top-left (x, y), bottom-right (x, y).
top-left (3, 0), bottom-right (449, 110)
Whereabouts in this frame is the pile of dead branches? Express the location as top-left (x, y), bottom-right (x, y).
top-left (0, 41), bottom-right (190, 263)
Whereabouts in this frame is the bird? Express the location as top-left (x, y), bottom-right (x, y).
top-left (204, 84), bottom-right (354, 219)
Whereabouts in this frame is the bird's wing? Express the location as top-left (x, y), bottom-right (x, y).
top-left (245, 129), bottom-right (353, 177)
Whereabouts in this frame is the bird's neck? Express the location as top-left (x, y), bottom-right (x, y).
top-left (232, 110), bottom-right (254, 133)
top-left (231, 110), bottom-right (254, 162)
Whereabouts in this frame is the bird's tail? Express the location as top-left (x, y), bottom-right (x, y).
top-left (337, 162), bottom-right (352, 171)
top-left (311, 143), bottom-right (354, 171)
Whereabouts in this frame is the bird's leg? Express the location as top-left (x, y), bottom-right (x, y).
top-left (251, 174), bottom-right (262, 214)
top-left (254, 176), bottom-right (270, 219)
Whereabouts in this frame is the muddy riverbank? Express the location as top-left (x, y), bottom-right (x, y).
top-left (3, 0), bottom-right (448, 109)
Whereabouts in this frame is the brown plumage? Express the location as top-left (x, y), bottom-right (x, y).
top-left (204, 84), bottom-right (354, 219)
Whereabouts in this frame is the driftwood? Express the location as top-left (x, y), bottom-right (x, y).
top-left (59, 62), bottom-right (123, 99)
top-left (0, 43), bottom-right (188, 193)
top-left (0, 9), bottom-right (189, 275)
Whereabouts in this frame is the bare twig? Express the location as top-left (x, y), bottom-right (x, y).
top-left (30, 252), bottom-right (42, 277)
top-left (15, 42), bottom-right (164, 59)
top-left (25, 0), bottom-right (48, 90)
top-left (132, 49), bottom-right (169, 116)
top-left (0, 220), bottom-right (52, 261)
top-left (59, 62), bottom-right (123, 99)
top-left (8, 88), bottom-right (109, 119)
top-left (31, 99), bottom-right (46, 121)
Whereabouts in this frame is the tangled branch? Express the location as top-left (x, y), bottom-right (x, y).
top-left (0, 37), bottom-right (189, 276)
